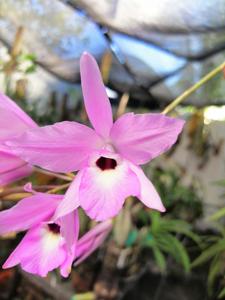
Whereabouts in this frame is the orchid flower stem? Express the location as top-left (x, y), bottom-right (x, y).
top-left (0, 184), bottom-right (71, 200)
top-left (47, 183), bottom-right (70, 194)
top-left (2, 192), bottom-right (31, 201)
top-left (33, 167), bottom-right (73, 181)
top-left (116, 92), bottom-right (130, 118)
top-left (0, 185), bottom-right (57, 197)
top-left (66, 172), bottom-right (75, 179)
top-left (162, 61), bottom-right (225, 115)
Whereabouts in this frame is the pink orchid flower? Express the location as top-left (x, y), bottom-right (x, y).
top-left (7, 52), bottom-right (185, 221)
top-left (0, 188), bottom-right (78, 277)
top-left (0, 92), bottom-right (37, 186)
top-left (0, 185), bottom-right (112, 277)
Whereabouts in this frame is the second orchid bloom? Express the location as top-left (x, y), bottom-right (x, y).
top-left (0, 185), bottom-right (112, 277)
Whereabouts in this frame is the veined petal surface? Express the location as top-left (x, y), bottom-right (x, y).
top-left (7, 121), bottom-right (104, 172)
top-left (0, 193), bottom-right (62, 235)
top-left (0, 92), bottom-right (37, 140)
top-left (75, 220), bottom-right (112, 266)
top-left (110, 113), bottom-right (185, 165)
top-left (0, 162), bottom-right (32, 186)
top-left (80, 52), bottom-right (113, 138)
top-left (3, 225), bottom-right (66, 277)
top-left (128, 162), bottom-right (165, 212)
top-left (79, 159), bottom-right (139, 221)
top-left (59, 210), bottom-right (79, 252)
top-left (54, 170), bottom-right (84, 220)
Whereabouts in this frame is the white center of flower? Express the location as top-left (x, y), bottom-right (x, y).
top-left (92, 156), bottom-right (126, 190)
top-left (41, 224), bottom-right (62, 254)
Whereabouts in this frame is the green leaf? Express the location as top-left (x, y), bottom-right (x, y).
top-left (207, 254), bottom-right (221, 293)
top-left (152, 245), bottom-right (167, 272)
top-left (25, 64), bottom-right (36, 74)
top-left (19, 53), bottom-right (36, 61)
top-left (212, 223), bottom-right (225, 238)
top-left (149, 211), bottom-right (161, 233)
top-left (209, 207), bottom-right (225, 221)
top-left (160, 219), bottom-right (202, 245)
top-left (213, 179), bottom-right (225, 187)
top-left (143, 233), bottom-right (155, 247)
top-left (218, 287), bottom-right (225, 299)
top-left (156, 233), bottom-right (190, 273)
top-left (192, 239), bottom-right (225, 267)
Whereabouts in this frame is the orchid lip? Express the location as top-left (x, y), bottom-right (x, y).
top-left (96, 156), bottom-right (117, 171)
top-left (48, 223), bottom-right (60, 234)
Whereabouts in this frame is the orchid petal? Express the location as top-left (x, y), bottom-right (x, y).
top-left (110, 113), bottom-right (185, 165)
top-left (53, 171), bottom-right (83, 220)
top-left (0, 92), bottom-right (37, 140)
top-left (0, 163), bottom-right (32, 186)
top-left (0, 149), bottom-right (32, 186)
top-left (60, 251), bottom-right (74, 278)
top-left (75, 220), bottom-right (112, 266)
top-left (77, 219), bottom-right (112, 245)
top-left (129, 163), bottom-right (165, 212)
top-left (0, 93), bottom-right (36, 184)
top-left (59, 210), bottom-right (79, 252)
top-left (3, 225), bottom-right (66, 277)
top-left (79, 161), bottom-right (139, 221)
top-left (0, 193), bottom-right (62, 235)
top-left (75, 231), bottom-right (109, 266)
top-left (80, 52), bottom-right (113, 138)
top-left (59, 210), bottom-right (80, 276)
top-left (0, 151), bottom-right (27, 173)
top-left (7, 121), bottom-right (103, 173)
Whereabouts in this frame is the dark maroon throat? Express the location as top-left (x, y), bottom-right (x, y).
top-left (96, 157), bottom-right (117, 171)
top-left (48, 223), bottom-right (60, 234)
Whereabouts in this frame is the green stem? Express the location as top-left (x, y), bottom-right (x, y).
top-left (162, 61), bottom-right (225, 115)
top-left (33, 166), bottom-right (72, 181)
top-left (47, 183), bottom-right (70, 194)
